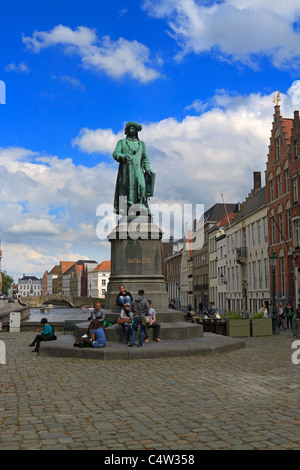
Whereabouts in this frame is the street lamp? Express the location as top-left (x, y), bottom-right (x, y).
top-left (270, 251), bottom-right (279, 334)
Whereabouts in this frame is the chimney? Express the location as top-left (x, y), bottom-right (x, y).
top-left (253, 171), bottom-right (261, 192)
top-left (294, 110), bottom-right (299, 120)
top-left (169, 236), bottom-right (174, 244)
top-left (193, 219), bottom-right (197, 231)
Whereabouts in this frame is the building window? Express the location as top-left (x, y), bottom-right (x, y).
top-left (278, 213), bottom-right (284, 242)
top-left (271, 218), bottom-right (276, 244)
top-left (102, 279), bottom-right (106, 286)
top-left (287, 210), bottom-right (292, 240)
top-left (276, 137), bottom-right (280, 160)
top-left (248, 263), bottom-right (252, 289)
top-left (264, 217), bottom-right (268, 243)
top-left (257, 220), bottom-right (261, 245)
top-left (277, 174), bottom-right (282, 198)
top-left (258, 260), bottom-right (263, 290)
top-left (280, 257), bottom-right (285, 298)
top-left (285, 169), bottom-right (290, 193)
top-left (264, 259), bottom-right (269, 289)
top-left (294, 219), bottom-right (300, 248)
top-left (251, 223), bottom-right (256, 247)
top-left (293, 177), bottom-right (298, 203)
top-left (294, 140), bottom-right (299, 159)
top-left (252, 261), bottom-right (257, 290)
top-left (269, 180), bottom-right (274, 202)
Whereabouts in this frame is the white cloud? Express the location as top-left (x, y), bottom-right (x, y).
top-left (9, 218), bottom-right (60, 235)
top-left (5, 62), bottom-right (30, 73)
top-left (72, 128), bottom-right (123, 154)
top-left (0, 146), bottom-right (116, 279)
top-left (52, 74), bottom-right (85, 90)
top-left (3, 82), bottom-right (300, 279)
top-left (23, 24), bottom-right (161, 83)
top-left (142, 0), bottom-right (300, 69)
top-left (74, 83), bottom-right (300, 210)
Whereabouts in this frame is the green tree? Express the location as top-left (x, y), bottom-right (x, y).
top-left (1, 271), bottom-right (14, 296)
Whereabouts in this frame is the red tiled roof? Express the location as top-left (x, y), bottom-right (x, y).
top-left (60, 261), bottom-right (76, 274)
top-left (216, 213), bottom-right (236, 228)
top-left (92, 261), bottom-right (111, 272)
top-left (48, 265), bottom-right (60, 275)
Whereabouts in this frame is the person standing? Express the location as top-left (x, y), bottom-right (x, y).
top-left (277, 302), bottom-right (286, 331)
top-left (129, 290), bottom-right (149, 347)
top-left (144, 300), bottom-right (162, 343)
top-left (286, 301), bottom-right (294, 329)
top-left (259, 304), bottom-right (268, 318)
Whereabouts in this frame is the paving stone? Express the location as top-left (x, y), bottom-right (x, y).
top-left (0, 331), bottom-right (300, 450)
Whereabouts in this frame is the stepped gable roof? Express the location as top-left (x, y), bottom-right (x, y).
top-left (283, 118), bottom-right (293, 139)
top-left (92, 261), bottom-right (111, 272)
top-left (232, 186), bottom-right (266, 226)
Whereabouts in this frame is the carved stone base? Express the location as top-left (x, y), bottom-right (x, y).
top-left (105, 218), bottom-right (168, 311)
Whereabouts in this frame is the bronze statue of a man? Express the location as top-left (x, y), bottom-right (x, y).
top-left (113, 121), bottom-right (155, 216)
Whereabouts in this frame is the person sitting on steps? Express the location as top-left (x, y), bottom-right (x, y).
top-left (28, 318), bottom-right (57, 352)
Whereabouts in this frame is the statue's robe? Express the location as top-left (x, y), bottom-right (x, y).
top-left (113, 138), bottom-right (151, 215)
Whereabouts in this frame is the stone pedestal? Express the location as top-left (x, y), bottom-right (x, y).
top-left (105, 217), bottom-right (168, 311)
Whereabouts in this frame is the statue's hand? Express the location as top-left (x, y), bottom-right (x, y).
top-left (146, 169), bottom-right (154, 176)
top-left (126, 156), bottom-right (133, 164)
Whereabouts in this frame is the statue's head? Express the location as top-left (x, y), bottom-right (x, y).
top-left (125, 121), bottom-right (142, 138)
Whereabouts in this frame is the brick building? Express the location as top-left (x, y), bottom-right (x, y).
top-left (266, 105), bottom-right (295, 306)
top-left (289, 110), bottom-right (300, 307)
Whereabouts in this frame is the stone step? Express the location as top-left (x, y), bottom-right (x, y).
top-left (97, 309), bottom-right (186, 324)
top-left (39, 333), bottom-right (246, 360)
top-left (74, 321), bottom-right (203, 342)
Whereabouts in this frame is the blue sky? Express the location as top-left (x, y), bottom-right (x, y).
top-left (1, 0), bottom-right (300, 280)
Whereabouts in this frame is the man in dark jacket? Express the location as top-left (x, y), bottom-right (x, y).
top-left (129, 290), bottom-right (149, 347)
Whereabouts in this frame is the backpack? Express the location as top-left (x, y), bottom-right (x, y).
top-left (73, 338), bottom-right (86, 348)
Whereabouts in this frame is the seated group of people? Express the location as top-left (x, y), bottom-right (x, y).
top-left (28, 285), bottom-right (162, 352)
top-left (117, 285), bottom-right (162, 347)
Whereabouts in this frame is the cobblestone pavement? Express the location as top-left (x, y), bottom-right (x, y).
top-left (1, 331), bottom-right (300, 450)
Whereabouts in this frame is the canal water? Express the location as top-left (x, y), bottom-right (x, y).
top-left (23, 305), bottom-right (93, 322)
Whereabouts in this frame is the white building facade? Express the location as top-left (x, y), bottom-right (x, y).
top-left (18, 275), bottom-right (42, 297)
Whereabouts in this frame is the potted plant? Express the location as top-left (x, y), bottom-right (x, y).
top-left (250, 312), bottom-right (272, 337)
top-left (225, 311), bottom-right (250, 337)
